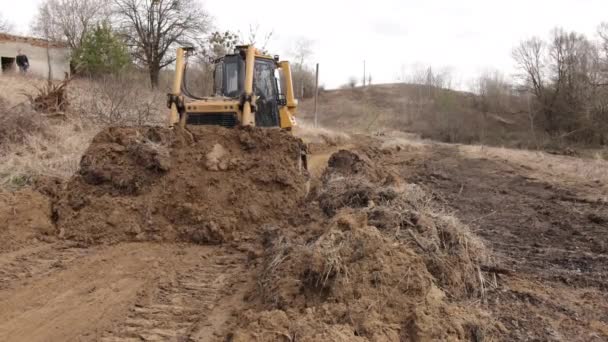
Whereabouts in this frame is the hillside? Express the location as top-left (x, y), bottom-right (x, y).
top-left (299, 83), bottom-right (532, 147)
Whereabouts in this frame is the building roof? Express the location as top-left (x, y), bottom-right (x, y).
top-left (0, 33), bottom-right (68, 49)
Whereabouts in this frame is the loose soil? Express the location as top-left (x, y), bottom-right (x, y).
top-left (374, 137), bottom-right (608, 341)
top-left (54, 125), bottom-right (308, 244)
top-left (0, 126), bottom-right (606, 341)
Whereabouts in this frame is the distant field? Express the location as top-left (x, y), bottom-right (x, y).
top-left (299, 83), bottom-right (540, 148)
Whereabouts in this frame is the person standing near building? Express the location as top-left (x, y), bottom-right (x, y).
top-left (16, 49), bottom-right (29, 73)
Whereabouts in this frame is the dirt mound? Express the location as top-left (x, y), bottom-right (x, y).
top-left (323, 149), bottom-right (389, 182)
top-left (318, 174), bottom-right (488, 298)
top-left (1, 131), bottom-right (498, 340)
top-left (0, 189), bottom-right (55, 252)
top-left (229, 149), bottom-right (494, 341)
top-left (54, 126), bottom-right (309, 244)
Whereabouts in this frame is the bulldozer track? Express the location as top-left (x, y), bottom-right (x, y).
top-left (101, 251), bottom-right (246, 342)
top-left (0, 242), bottom-right (90, 290)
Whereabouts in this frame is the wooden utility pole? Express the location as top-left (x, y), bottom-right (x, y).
top-left (314, 63), bottom-right (319, 128)
top-left (363, 60), bottom-right (366, 87)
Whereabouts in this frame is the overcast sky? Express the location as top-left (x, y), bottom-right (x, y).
top-left (2, 0), bottom-right (608, 88)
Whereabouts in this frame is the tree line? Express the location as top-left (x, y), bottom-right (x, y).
top-left (393, 25), bottom-right (608, 147)
top-left (513, 26), bottom-right (608, 145)
top-left (30, 0), bottom-right (215, 87)
top-left (26, 0), bottom-right (318, 94)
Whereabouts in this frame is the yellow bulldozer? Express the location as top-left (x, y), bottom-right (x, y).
top-left (167, 45), bottom-right (298, 129)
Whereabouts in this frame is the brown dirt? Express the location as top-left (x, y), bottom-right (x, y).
top-left (0, 189), bottom-right (55, 253)
top-left (0, 242), bottom-right (252, 341)
top-left (225, 147), bottom-right (494, 341)
top-left (54, 125), bottom-right (308, 244)
top-left (373, 138), bottom-right (608, 341)
top-left (1, 125), bottom-right (606, 341)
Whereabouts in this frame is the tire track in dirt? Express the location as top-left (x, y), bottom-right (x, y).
top-left (0, 242), bottom-right (91, 290)
top-left (0, 243), bottom-right (170, 342)
top-left (101, 248), bottom-right (248, 342)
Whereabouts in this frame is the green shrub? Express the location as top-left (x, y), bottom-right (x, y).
top-left (73, 23), bottom-right (131, 76)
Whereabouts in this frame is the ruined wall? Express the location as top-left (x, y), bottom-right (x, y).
top-left (0, 34), bottom-right (70, 80)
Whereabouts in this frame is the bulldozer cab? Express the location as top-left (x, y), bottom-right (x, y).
top-left (168, 45), bottom-right (298, 130)
top-left (213, 53), bottom-right (281, 127)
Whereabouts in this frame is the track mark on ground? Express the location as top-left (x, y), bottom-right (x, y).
top-left (0, 242), bottom-right (90, 290)
top-left (101, 249), bottom-right (247, 342)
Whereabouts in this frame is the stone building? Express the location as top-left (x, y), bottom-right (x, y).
top-left (0, 33), bottom-right (70, 80)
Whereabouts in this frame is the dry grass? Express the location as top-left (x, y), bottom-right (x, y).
top-left (375, 130), bottom-right (430, 151)
top-left (0, 121), bottom-right (98, 189)
top-left (293, 120), bottom-right (350, 146)
top-left (71, 74), bottom-right (166, 126)
top-left (0, 75), bottom-right (47, 107)
top-left (317, 173), bottom-right (490, 298)
top-left (460, 144), bottom-right (608, 195)
top-left (0, 73), bottom-right (167, 190)
top-left (299, 84), bottom-right (532, 147)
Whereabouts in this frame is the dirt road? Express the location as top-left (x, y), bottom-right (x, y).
top-left (0, 242), bottom-right (250, 341)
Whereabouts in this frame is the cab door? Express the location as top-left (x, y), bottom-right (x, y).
top-left (253, 59), bottom-right (280, 127)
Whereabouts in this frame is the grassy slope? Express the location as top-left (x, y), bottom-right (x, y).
top-left (298, 83), bottom-right (532, 147)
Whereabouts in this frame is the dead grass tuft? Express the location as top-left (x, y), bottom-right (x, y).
top-left (316, 168), bottom-right (489, 298)
top-left (0, 121), bottom-right (98, 189)
top-left (24, 79), bottom-right (70, 114)
top-left (0, 99), bottom-right (47, 146)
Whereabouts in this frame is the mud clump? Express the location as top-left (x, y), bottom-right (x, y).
top-left (54, 126), bottom-right (308, 244)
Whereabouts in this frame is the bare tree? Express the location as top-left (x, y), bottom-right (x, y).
top-left (242, 24), bottom-right (273, 53)
top-left (0, 13), bottom-right (14, 33)
top-left (113, 0), bottom-right (211, 87)
top-left (513, 37), bottom-right (555, 131)
top-left (407, 64), bottom-right (453, 91)
top-left (514, 29), bottom-right (598, 137)
top-left (205, 30), bottom-right (239, 59)
top-left (31, 0), bottom-right (109, 49)
top-left (599, 22), bottom-right (608, 54)
top-left (291, 37), bottom-right (314, 67)
top-left (513, 37), bottom-right (545, 98)
top-left (471, 70), bottom-right (513, 144)
top-left (472, 70), bottom-right (511, 112)
top-left (289, 37), bottom-right (315, 98)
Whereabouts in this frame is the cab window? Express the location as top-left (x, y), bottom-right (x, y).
top-left (254, 59), bottom-right (277, 100)
top-left (222, 55), bottom-right (244, 97)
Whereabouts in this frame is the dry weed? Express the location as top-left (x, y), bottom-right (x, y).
top-left (0, 121), bottom-right (98, 189)
top-left (0, 72), bottom-right (171, 190)
top-left (460, 144), bottom-right (608, 190)
top-left (317, 172), bottom-right (490, 298)
top-left (0, 99), bottom-right (47, 146)
top-left (293, 121), bottom-right (350, 146)
top-left (0, 74), bottom-right (47, 107)
top-left (71, 74), bottom-right (166, 126)
top-left (24, 79), bottom-right (70, 114)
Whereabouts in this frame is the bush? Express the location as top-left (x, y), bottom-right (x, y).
top-left (73, 23), bottom-right (131, 76)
